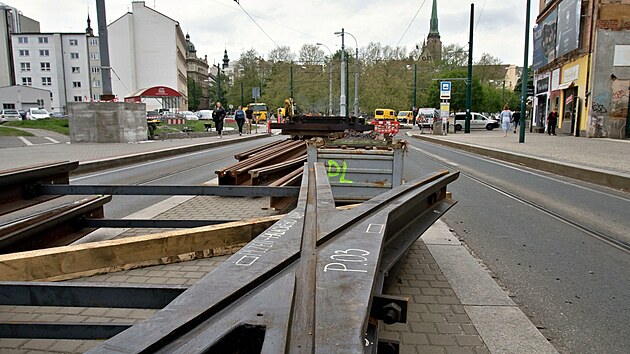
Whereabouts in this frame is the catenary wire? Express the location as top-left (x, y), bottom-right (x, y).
top-left (395, 0), bottom-right (428, 47)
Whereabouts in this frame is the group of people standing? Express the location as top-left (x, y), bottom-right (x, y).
top-left (499, 105), bottom-right (558, 137)
top-left (211, 102), bottom-right (254, 137)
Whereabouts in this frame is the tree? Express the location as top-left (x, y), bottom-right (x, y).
top-left (298, 44), bottom-right (325, 64)
top-left (187, 77), bottom-right (201, 111)
top-left (476, 53), bottom-right (502, 66)
top-left (426, 69), bottom-right (483, 112)
top-left (268, 46), bottom-right (295, 63)
top-left (440, 44), bottom-right (468, 70)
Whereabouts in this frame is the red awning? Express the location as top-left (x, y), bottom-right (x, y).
top-left (124, 86), bottom-right (182, 103)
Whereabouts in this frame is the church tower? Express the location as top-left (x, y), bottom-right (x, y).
top-left (421, 0), bottom-right (442, 62)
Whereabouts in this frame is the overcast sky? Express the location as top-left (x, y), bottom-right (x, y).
top-left (13, 0), bottom-right (539, 66)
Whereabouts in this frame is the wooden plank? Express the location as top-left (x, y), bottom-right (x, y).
top-left (0, 216), bottom-right (282, 282)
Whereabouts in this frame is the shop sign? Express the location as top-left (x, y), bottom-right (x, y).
top-left (536, 77), bottom-right (550, 94)
top-left (563, 64), bottom-right (579, 83)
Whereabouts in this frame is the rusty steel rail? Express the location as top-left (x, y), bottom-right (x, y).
top-left (216, 139), bottom-right (307, 185)
top-left (86, 163), bottom-right (459, 354)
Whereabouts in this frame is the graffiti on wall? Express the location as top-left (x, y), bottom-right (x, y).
top-left (610, 80), bottom-right (629, 119)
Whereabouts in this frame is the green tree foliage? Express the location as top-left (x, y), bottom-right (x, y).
top-left (425, 70), bottom-right (483, 112)
top-left (187, 77), bottom-right (201, 111)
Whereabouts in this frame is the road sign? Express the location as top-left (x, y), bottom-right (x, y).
top-left (252, 87), bottom-right (261, 99)
top-left (440, 81), bottom-right (451, 99)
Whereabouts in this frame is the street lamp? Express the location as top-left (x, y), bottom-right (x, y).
top-left (336, 30), bottom-right (359, 117)
top-left (316, 43), bottom-right (334, 116)
top-left (334, 28), bottom-right (346, 116)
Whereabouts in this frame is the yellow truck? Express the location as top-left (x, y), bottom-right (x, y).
top-left (248, 103), bottom-right (268, 123)
top-left (397, 110), bottom-right (413, 123)
top-left (374, 108), bottom-right (397, 121)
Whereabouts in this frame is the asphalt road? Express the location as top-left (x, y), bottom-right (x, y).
top-left (403, 137), bottom-right (630, 354)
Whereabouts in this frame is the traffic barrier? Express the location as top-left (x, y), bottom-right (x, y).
top-left (165, 118), bottom-right (186, 125)
top-left (372, 120), bottom-right (400, 135)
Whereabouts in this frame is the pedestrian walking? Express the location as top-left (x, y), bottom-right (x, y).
top-left (512, 111), bottom-right (521, 134)
top-left (547, 107), bottom-right (558, 135)
top-left (212, 102), bottom-right (226, 138)
top-left (245, 105), bottom-right (254, 134)
top-left (500, 104), bottom-right (512, 137)
top-left (234, 106), bottom-right (246, 136)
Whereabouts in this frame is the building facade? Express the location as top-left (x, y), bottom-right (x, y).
top-left (0, 3), bottom-right (40, 87)
top-left (0, 85), bottom-right (52, 111)
top-left (11, 30), bottom-right (101, 113)
top-left (185, 34), bottom-right (209, 110)
top-left (107, 1), bottom-right (188, 110)
top-left (534, 0), bottom-right (630, 138)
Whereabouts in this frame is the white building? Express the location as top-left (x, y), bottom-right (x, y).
top-left (86, 16), bottom-right (103, 101)
top-left (11, 29), bottom-right (102, 113)
top-left (107, 1), bottom-right (188, 110)
top-left (0, 85), bottom-right (52, 111)
top-left (0, 3), bottom-right (40, 87)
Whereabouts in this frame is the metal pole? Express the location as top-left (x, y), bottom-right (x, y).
top-left (339, 28), bottom-right (346, 117)
top-left (465, 3), bottom-right (474, 134)
top-left (95, 0), bottom-right (112, 99)
top-left (413, 63), bottom-right (417, 124)
top-left (290, 62), bottom-right (294, 98)
top-left (519, 0), bottom-right (531, 143)
top-left (217, 65), bottom-right (222, 103)
top-left (346, 57), bottom-right (349, 117)
top-left (316, 43), bottom-right (333, 115)
top-left (354, 47), bottom-right (359, 117)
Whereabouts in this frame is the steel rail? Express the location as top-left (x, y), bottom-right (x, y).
top-left (87, 164), bottom-right (459, 353)
top-left (37, 185), bottom-right (300, 198)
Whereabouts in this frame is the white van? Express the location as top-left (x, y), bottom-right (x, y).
top-left (26, 108), bottom-right (51, 120)
top-left (416, 108), bottom-right (439, 128)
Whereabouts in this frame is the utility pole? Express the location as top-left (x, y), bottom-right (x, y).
top-left (96, 0), bottom-right (113, 100)
top-left (339, 28), bottom-right (346, 117)
top-left (519, 0), bottom-right (531, 143)
top-left (290, 62), bottom-right (294, 98)
top-left (413, 63), bottom-right (417, 125)
top-left (465, 3), bottom-right (474, 133)
top-left (316, 43), bottom-right (334, 115)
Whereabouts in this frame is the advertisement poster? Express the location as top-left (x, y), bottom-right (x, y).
top-left (533, 9), bottom-right (557, 70)
top-left (556, 0), bottom-right (581, 57)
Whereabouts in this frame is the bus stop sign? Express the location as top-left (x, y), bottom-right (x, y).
top-left (440, 81), bottom-right (451, 99)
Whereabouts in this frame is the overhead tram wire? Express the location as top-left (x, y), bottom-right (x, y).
top-left (235, 1), bottom-right (281, 49)
top-left (475, 0), bottom-right (486, 32)
top-left (395, 0), bottom-right (427, 47)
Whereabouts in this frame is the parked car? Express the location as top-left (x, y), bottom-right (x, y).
top-left (452, 112), bottom-right (499, 131)
top-left (397, 110), bottom-right (413, 123)
top-left (177, 111), bottom-right (198, 120)
top-left (197, 110), bottom-right (213, 120)
top-left (416, 108), bottom-right (439, 128)
top-left (17, 110), bottom-right (27, 119)
top-left (26, 108), bottom-right (51, 120)
top-left (1, 109), bottom-right (22, 122)
top-left (50, 112), bottom-right (66, 119)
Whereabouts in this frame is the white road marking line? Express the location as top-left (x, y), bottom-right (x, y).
top-left (44, 136), bottom-right (60, 144)
top-left (18, 136), bottom-right (34, 146)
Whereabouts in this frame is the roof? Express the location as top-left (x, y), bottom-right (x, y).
top-left (125, 86), bottom-right (182, 99)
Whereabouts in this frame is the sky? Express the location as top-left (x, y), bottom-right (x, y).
top-left (12, 0), bottom-right (539, 66)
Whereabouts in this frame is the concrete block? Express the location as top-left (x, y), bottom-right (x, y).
top-left (68, 102), bottom-right (147, 143)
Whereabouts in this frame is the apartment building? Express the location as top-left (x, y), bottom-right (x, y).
top-left (11, 32), bottom-right (101, 113)
top-left (0, 3), bottom-right (40, 86)
top-left (533, 0), bottom-right (630, 138)
top-left (108, 1), bottom-right (188, 110)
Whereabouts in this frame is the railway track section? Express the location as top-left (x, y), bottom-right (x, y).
top-left (85, 163), bottom-right (458, 353)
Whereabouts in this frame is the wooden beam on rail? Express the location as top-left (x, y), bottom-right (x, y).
top-left (0, 216), bottom-right (282, 282)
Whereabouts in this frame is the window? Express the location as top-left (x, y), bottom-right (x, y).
top-left (89, 38), bottom-right (98, 46)
top-left (18, 37), bottom-right (28, 44)
top-left (69, 39), bottom-right (78, 46)
top-left (37, 99), bottom-right (44, 107)
top-left (72, 67), bottom-right (80, 73)
top-left (70, 52), bottom-right (79, 59)
top-left (73, 81), bottom-right (81, 88)
top-left (93, 94), bottom-right (100, 101)
top-left (38, 37), bottom-right (48, 44)
top-left (42, 77), bottom-right (52, 86)
top-left (20, 63), bottom-right (31, 72)
top-left (90, 52), bottom-right (99, 60)
top-left (41, 62), bottom-right (51, 71)
top-left (39, 49), bottom-right (50, 56)
top-left (73, 96), bottom-right (83, 102)
top-left (3, 103), bottom-right (16, 109)
top-left (19, 49), bottom-right (29, 56)
top-left (22, 77), bottom-right (32, 86)
top-left (92, 80), bottom-right (101, 88)
top-left (91, 67), bottom-right (101, 74)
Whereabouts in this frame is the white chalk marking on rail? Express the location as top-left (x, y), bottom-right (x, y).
top-left (366, 223), bottom-right (384, 234)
